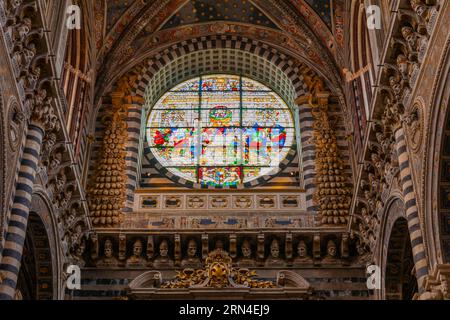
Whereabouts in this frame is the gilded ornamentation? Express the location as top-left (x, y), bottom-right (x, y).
top-left (161, 249), bottom-right (275, 289)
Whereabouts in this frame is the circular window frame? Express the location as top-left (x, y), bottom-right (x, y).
top-left (143, 73), bottom-right (298, 189)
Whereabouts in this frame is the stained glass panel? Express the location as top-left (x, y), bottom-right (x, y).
top-left (199, 167), bottom-right (242, 187)
top-left (146, 75), bottom-right (295, 187)
top-left (201, 75), bottom-right (240, 91)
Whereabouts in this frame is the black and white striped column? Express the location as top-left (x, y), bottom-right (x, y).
top-left (0, 124), bottom-right (44, 299)
top-left (394, 126), bottom-right (429, 291)
top-left (298, 104), bottom-right (317, 212)
top-left (124, 101), bottom-right (143, 212)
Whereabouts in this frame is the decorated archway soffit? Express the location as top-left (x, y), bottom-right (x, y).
top-left (104, 0), bottom-right (334, 41)
top-left (96, 0), bottom-right (340, 100)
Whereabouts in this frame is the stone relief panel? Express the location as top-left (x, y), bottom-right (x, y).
top-left (406, 100), bottom-right (425, 154)
top-left (121, 213), bottom-right (314, 231)
top-left (135, 192), bottom-right (306, 213)
top-left (130, 192), bottom-right (310, 230)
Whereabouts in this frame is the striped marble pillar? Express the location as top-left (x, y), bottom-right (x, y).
top-left (295, 97), bottom-right (316, 213)
top-left (394, 126), bottom-right (429, 291)
top-left (123, 97), bottom-right (144, 212)
top-left (0, 124), bottom-right (44, 299)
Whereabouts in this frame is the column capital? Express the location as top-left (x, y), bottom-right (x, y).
top-left (29, 89), bottom-right (60, 133)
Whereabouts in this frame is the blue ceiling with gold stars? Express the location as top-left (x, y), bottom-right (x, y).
top-left (105, 1), bottom-right (334, 35)
top-left (161, 0), bottom-right (280, 30)
top-left (106, 0), bottom-right (133, 31)
top-left (305, 0), bottom-right (332, 29)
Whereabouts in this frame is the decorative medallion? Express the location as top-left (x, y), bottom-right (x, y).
top-left (7, 97), bottom-right (23, 151)
top-left (210, 196), bottom-right (230, 209)
top-left (258, 195), bottom-right (276, 209)
top-left (187, 195), bottom-right (206, 209)
top-left (406, 102), bottom-right (424, 153)
top-left (161, 249), bottom-right (275, 289)
top-left (233, 195), bottom-right (253, 209)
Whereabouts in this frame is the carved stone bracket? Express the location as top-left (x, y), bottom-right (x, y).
top-left (297, 66), bottom-right (352, 226)
top-left (87, 92), bottom-right (129, 227)
top-left (88, 70), bottom-right (144, 228)
top-left (417, 264), bottom-right (450, 300)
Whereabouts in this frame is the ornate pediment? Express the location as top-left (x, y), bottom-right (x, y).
top-left (127, 249), bottom-right (314, 299)
top-left (162, 249), bottom-right (276, 289)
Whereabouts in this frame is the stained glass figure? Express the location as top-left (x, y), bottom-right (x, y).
top-left (146, 75), bottom-right (295, 187)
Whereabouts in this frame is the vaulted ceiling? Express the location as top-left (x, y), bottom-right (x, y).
top-left (93, 0), bottom-right (344, 103)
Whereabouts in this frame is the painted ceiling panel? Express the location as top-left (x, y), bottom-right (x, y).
top-left (304, 0), bottom-right (332, 29)
top-left (106, 0), bottom-right (133, 31)
top-left (161, 0), bottom-right (279, 30)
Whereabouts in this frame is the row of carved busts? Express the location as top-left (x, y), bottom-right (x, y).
top-left (71, 235), bottom-right (349, 269)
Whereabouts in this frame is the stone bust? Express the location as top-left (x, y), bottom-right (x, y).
top-left (237, 239), bottom-right (255, 267)
top-left (153, 240), bottom-right (174, 268)
top-left (322, 240), bottom-right (338, 263)
top-left (293, 240), bottom-right (312, 265)
top-left (70, 239), bottom-right (86, 268)
top-left (181, 239), bottom-right (201, 268)
top-left (265, 239), bottom-right (285, 267)
top-left (214, 239), bottom-right (225, 251)
top-left (126, 239), bottom-right (147, 268)
top-left (96, 239), bottom-right (119, 268)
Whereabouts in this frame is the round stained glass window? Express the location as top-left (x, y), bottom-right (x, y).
top-left (146, 74), bottom-right (295, 188)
